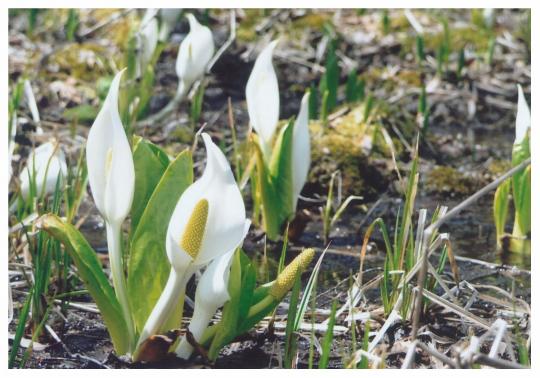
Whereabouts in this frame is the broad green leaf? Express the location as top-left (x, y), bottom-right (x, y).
top-left (37, 214), bottom-right (130, 355)
top-left (128, 149), bottom-right (193, 332)
top-left (253, 121), bottom-right (295, 240)
top-left (238, 250), bottom-right (257, 322)
top-left (131, 137), bottom-right (170, 233)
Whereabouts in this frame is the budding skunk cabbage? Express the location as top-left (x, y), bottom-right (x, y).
top-left (247, 41), bottom-right (311, 240)
top-left (137, 10), bottom-right (159, 78)
top-left (19, 141), bottom-right (67, 201)
top-left (175, 13), bottom-right (215, 99)
top-left (86, 69), bottom-right (136, 349)
top-left (198, 248), bottom-right (316, 361)
top-left (493, 84), bottom-right (531, 254)
top-left (158, 8), bottom-right (182, 41)
top-left (136, 133), bottom-right (248, 353)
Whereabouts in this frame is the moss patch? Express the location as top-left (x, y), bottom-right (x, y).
top-left (308, 104), bottom-right (390, 199)
top-left (425, 165), bottom-right (480, 196)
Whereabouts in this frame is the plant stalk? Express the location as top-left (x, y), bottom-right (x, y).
top-left (106, 221), bottom-right (135, 352)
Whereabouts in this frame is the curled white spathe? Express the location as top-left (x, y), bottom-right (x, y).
top-left (195, 219), bottom-right (251, 308)
top-left (166, 133), bottom-right (246, 272)
top-left (246, 39), bottom-right (280, 156)
top-left (515, 84), bottom-right (530, 145)
top-left (291, 92), bottom-right (311, 210)
top-left (175, 13), bottom-right (215, 93)
top-left (20, 141), bottom-right (67, 200)
top-left (86, 69), bottom-right (135, 225)
top-left (175, 220), bottom-right (251, 359)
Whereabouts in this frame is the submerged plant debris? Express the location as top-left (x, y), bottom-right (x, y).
top-left (8, 8), bottom-right (531, 369)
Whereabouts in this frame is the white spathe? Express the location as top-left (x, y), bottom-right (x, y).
top-left (515, 84), bottom-right (530, 145)
top-left (86, 69), bottom-right (136, 349)
top-left (291, 92), bottom-right (311, 210)
top-left (138, 13), bottom-right (159, 76)
top-left (86, 69), bottom-right (135, 225)
top-left (245, 39), bottom-right (280, 157)
top-left (175, 220), bottom-right (251, 359)
top-left (159, 8), bottom-right (182, 40)
top-left (137, 133), bottom-right (247, 353)
top-left (20, 141), bottom-right (67, 200)
top-left (166, 133), bottom-right (246, 272)
top-left (175, 13), bottom-right (215, 94)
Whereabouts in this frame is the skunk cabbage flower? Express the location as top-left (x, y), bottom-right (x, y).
top-left (20, 141), bottom-right (67, 200)
top-left (175, 14), bottom-right (215, 96)
top-left (136, 133), bottom-right (246, 351)
top-left (291, 92), bottom-right (310, 211)
top-left (87, 70), bottom-right (135, 225)
top-left (515, 84), bottom-right (530, 145)
top-left (175, 221), bottom-right (251, 359)
top-left (137, 12), bottom-right (159, 77)
top-left (246, 40), bottom-right (280, 157)
top-left (159, 8), bottom-right (182, 40)
top-left (86, 69), bottom-right (135, 348)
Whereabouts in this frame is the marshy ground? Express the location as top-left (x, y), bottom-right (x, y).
top-left (8, 8), bottom-right (531, 368)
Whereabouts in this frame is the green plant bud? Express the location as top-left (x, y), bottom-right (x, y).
top-left (269, 248), bottom-right (315, 300)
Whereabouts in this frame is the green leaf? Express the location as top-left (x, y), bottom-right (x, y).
top-left (284, 272), bottom-right (302, 368)
top-left (128, 149), bottom-right (193, 332)
top-left (319, 300), bottom-right (337, 368)
top-left (131, 137), bottom-right (170, 233)
top-left (253, 121), bottom-right (296, 240)
top-left (37, 214), bottom-right (130, 355)
top-left (63, 104), bottom-right (98, 124)
top-left (9, 288), bottom-right (33, 368)
top-left (345, 69), bottom-right (358, 103)
top-left (308, 83), bottom-right (319, 120)
top-left (514, 165), bottom-right (531, 236)
top-left (493, 179), bottom-right (510, 243)
top-left (511, 134), bottom-right (531, 237)
top-left (238, 250), bottom-right (257, 322)
top-left (135, 66), bottom-right (156, 118)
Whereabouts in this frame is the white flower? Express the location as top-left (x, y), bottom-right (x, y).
top-left (166, 133), bottom-right (246, 272)
top-left (159, 8), bottom-right (182, 40)
top-left (86, 69), bottom-right (135, 349)
top-left (175, 221), bottom-right (251, 359)
top-left (515, 84), bottom-right (530, 145)
top-left (137, 12), bottom-right (159, 76)
top-left (246, 40), bottom-right (280, 157)
top-left (19, 141), bottom-right (67, 200)
top-left (291, 92), bottom-right (310, 210)
top-left (137, 133), bottom-right (247, 352)
top-left (86, 69), bottom-right (135, 225)
top-left (175, 14), bottom-right (215, 95)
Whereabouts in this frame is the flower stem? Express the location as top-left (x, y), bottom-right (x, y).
top-left (175, 304), bottom-right (215, 359)
top-left (135, 268), bottom-right (187, 353)
top-left (106, 221), bottom-right (135, 353)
